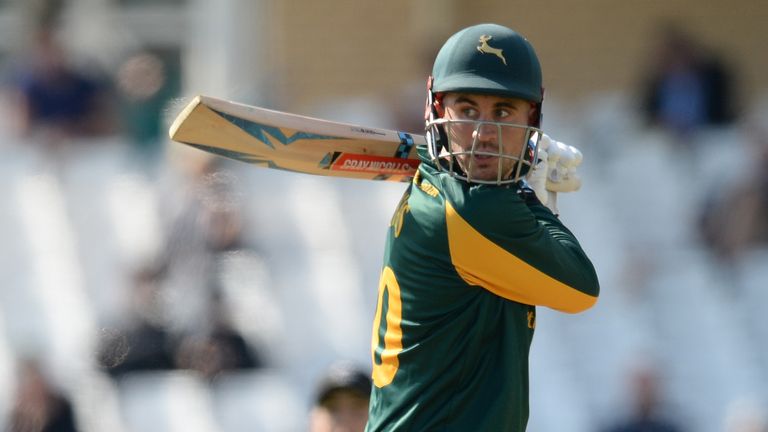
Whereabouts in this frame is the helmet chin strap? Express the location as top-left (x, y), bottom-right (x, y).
top-left (424, 76), bottom-right (435, 126)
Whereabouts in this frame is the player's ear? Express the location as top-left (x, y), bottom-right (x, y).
top-left (434, 93), bottom-right (446, 118)
top-left (528, 88), bottom-right (545, 128)
top-left (425, 75), bottom-right (446, 120)
top-left (528, 102), bottom-right (539, 127)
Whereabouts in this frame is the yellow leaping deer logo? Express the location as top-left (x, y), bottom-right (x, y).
top-left (477, 35), bottom-right (507, 65)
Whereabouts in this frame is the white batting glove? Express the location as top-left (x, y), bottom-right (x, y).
top-left (527, 135), bottom-right (584, 215)
top-left (545, 137), bottom-right (582, 193)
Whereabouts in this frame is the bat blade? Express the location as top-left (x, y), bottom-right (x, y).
top-left (169, 95), bottom-right (425, 182)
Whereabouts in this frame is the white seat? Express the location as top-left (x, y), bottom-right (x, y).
top-left (118, 371), bottom-right (221, 432)
top-left (210, 370), bottom-right (306, 432)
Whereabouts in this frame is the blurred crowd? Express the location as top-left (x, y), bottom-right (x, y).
top-left (637, 24), bottom-right (768, 272)
top-left (0, 2), bottom-right (767, 432)
top-left (0, 6), bottom-right (274, 431)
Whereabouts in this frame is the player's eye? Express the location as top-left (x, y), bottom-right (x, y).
top-left (460, 107), bottom-right (479, 119)
top-left (495, 108), bottom-right (511, 119)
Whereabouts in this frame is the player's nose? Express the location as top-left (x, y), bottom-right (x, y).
top-left (473, 122), bottom-right (498, 144)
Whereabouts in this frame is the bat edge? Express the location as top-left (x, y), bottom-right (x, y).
top-left (168, 95), bottom-right (204, 141)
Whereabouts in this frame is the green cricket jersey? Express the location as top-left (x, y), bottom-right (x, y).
top-left (366, 148), bottom-right (600, 431)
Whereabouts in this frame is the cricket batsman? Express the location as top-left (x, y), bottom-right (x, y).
top-left (366, 23), bottom-right (600, 431)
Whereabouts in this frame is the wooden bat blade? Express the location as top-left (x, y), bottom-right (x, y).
top-left (169, 95), bottom-right (425, 182)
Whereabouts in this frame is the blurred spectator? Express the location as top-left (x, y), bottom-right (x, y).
top-left (5, 24), bottom-right (117, 144)
top-left (641, 24), bottom-right (736, 138)
top-left (601, 364), bottom-right (685, 432)
top-left (5, 359), bottom-right (80, 432)
top-left (114, 49), bottom-right (179, 160)
top-left (96, 264), bottom-right (176, 378)
top-left (698, 128), bottom-right (768, 263)
top-left (309, 362), bottom-right (371, 432)
top-left (98, 158), bottom-right (261, 380)
top-left (174, 290), bottom-right (264, 381)
top-left (159, 157), bottom-right (252, 333)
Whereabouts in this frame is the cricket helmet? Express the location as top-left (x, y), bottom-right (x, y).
top-left (425, 23), bottom-right (545, 184)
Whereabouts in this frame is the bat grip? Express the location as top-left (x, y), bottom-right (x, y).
top-left (547, 191), bottom-right (559, 216)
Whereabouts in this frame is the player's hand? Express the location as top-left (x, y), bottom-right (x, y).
top-left (543, 136), bottom-right (582, 193)
top-left (528, 135), bottom-right (583, 215)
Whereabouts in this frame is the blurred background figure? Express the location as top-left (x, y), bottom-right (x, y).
top-left (4, 359), bottom-right (80, 432)
top-left (96, 263), bottom-right (175, 379)
top-left (173, 291), bottom-right (264, 382)
top-left (309, 362), bottom-right (371, 432)
top-left (114, 49), bottom-right (179, 164)
top-left (640, 23), bottom-right (737, 139)
top-left (601, 363), bottom-right (686, 432)
top-left (158, 157), bottom-right (252, 334)
top-left (4, 10), bottom-right (116, 147)
top-left (697, 126), bottom-right (768, 265)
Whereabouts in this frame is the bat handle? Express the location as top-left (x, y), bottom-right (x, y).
top-left (547, 191), bottom-right (559, 216)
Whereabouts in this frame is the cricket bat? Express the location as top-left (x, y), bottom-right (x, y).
top-left (169, 95), bottom-right (424, 182)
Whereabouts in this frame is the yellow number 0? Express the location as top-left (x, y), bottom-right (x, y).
top-left (370, 266), bottom-right (403, 388)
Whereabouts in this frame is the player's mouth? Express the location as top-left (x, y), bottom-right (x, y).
top-left (469, 152), bottom-right (498, 165)
top-left (467, 157), bottom-right (499, 175)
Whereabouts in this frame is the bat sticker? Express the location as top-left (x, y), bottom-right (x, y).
top-left (330, 154), bottom-right (419, 175)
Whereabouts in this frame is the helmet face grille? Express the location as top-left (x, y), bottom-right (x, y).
top-left (426, 118), bottom-right (541, 185)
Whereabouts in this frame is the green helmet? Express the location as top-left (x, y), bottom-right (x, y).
top-left (425, 23), bottom-right (544, 185)
top-left (431, 23), bottom-right (543, 105)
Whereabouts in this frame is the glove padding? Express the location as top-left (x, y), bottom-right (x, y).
top-left (528, 134), bottom-right (584, 214)
top-left (544, 136), bottom-right (582, 193)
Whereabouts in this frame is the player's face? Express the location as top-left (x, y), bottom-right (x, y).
top-left (440, 93), bottom-right (534, 182)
